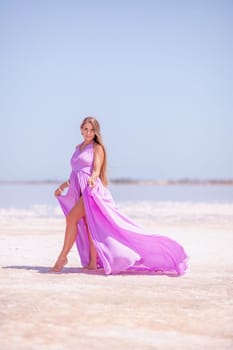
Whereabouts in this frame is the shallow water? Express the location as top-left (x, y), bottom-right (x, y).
top-left (0, 184), bottom-right (233, 231)
top-left (0, 183), bottom-right (233, 209)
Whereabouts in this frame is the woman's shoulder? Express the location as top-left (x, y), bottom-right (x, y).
top-left (93, 142), bottom-right (104, 155)
top-left (93, 142), bottom-right (102, 149)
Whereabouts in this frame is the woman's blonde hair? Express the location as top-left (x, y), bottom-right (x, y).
top-left (80, 116), bottom-right (108, 186)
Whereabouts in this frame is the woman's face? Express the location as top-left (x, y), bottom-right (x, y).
top-left (81, 122), bottom-right (95, 143)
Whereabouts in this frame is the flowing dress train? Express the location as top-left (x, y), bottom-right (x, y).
top-left (57, 142), bottom-right (188, 275)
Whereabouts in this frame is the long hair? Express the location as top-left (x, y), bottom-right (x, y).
top-left (80, 116), bottom-right (108, 186)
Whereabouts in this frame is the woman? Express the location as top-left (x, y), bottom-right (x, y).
top-left (51, 116), bottom-right (188, 275)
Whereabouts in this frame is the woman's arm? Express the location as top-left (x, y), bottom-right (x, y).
top-left (88, 144), bottom-right (104, 187)
top-left (54, 179), bottom-right (70, 197)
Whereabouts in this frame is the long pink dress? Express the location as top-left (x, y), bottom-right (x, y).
top-left (57, 142), bottom-right (188, 275)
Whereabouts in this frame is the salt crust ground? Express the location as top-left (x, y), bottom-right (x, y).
top-left (0, 213), bottom-right (233, 350)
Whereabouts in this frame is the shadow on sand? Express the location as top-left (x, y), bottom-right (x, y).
top-left (2, 265), bottom-right (176, 277)
top-left (2, 265), bottom-right (105, 275)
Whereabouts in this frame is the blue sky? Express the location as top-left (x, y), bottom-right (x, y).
top-left (0, 0), bottom-right (232, 181)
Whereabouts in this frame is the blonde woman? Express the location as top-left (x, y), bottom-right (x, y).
top-left (51, 116), bottom-right (188, 275)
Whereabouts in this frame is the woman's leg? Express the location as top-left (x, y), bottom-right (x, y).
top-left (84, 217), bottom-right (98, 270)
top-left (50, 196), bottom-right (85, 272)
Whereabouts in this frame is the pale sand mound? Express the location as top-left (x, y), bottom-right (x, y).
top-left (0, 215), bottom-right (233, 350)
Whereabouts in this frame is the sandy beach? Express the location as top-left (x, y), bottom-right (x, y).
top-left (0, 202), bottom-right (233, 350)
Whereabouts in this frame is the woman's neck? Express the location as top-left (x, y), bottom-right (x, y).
top-left (83, 140), bottom-right (93, 146)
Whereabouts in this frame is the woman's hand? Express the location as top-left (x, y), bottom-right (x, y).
top-left (88, 176), bottom-right (96, 188)
top-left (54, 180), bottom-right (70, 197)
top-left (54, 186), bottom-right (63, 197)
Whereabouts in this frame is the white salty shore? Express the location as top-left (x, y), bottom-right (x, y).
top-left (0, 202), bottom-right (233, 350)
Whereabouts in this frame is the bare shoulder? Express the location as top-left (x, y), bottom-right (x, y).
top-left (93, 142), bottom-right (104, 154)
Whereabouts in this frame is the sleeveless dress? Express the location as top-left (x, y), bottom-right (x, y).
top-left (57, 142), bottom-right (188, 275)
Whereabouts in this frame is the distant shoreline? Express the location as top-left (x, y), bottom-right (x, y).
top-left (1, 179), bottom-right (233, 186)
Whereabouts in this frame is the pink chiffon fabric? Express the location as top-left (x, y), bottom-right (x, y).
top-left (57, 142), bottom-right (188, 276)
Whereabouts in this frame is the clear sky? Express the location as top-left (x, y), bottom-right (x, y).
top-left (0, 0), bottom-right (232, 181)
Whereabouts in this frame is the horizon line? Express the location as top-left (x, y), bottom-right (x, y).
top-left (0, 178), bottom-right (233, 186)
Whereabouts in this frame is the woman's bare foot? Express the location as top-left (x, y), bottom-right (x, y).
top-left (50, 257), bottom-right (68, 272)
top-left (83, 262), bottom-right (97, 270)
